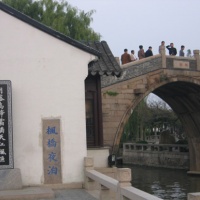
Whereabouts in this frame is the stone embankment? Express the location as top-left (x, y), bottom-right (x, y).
top-left (123, 143), bottom-right (189, 169)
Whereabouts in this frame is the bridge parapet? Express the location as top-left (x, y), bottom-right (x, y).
top-left (102, 49), bottom-right (199, 88)
top-left (101, 55), bottom-right (162, 87)
top-left (166, 56), bottom-right (196, 70)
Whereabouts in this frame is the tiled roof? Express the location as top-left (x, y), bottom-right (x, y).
top-left (86, 41), bottom-right (122, 77)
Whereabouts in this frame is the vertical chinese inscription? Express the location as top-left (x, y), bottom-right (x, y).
top-left (43, 119), bottom-right (62, 184)
top-left (0, 81), bottom-right (13, 169)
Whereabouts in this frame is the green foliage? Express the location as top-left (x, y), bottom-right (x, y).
top-left (121, 98), bottom-right (149, 143)
top-left (2, 0), bottom-right (101, 41)
top-left (120, 96), bottom-right (185, 144)
top-left (175, 139), bottom-right (188, 144)
top-left (105, 91), bottom-right (119, 96)
top-left (160, 74), bottom-right (169, 82)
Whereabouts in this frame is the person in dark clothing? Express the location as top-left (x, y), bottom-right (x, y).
top-left (145, 46), bottom-right (153, 57)
top-left (166, 43), bottom-right (177, 56)
top-left (179, 45), bottom-right (185, 57)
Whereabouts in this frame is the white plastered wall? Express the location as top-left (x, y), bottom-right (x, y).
top-left (0, 11), bottom-right (97, 185)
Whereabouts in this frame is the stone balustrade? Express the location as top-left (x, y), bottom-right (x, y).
top-left (84, 157), bottom-right (163, 200)
top-left (84, 157), bottom-right (200, 200)
top-left (123, 143), bottom-right (189, 169)
top-left (123, 143), bottom-right (189, 153)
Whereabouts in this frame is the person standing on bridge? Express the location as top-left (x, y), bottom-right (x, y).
top-left (121, 49), bottom-right (131, 64)
top-left (145, 46), bottom-right (153, 57)
top-left (166, 43), bottom-right (177, 56)
top-left (130, 50), bottom-right (137, 61)
top-left (179, 45), bottom-right (185, 57)
top-left (159, 41), bottom-right (165, 54)
top-left (138, 45), bottom-right (145, 59)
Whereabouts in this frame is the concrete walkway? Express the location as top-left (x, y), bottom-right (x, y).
top-left (0, 188), bottom-right (98, 200)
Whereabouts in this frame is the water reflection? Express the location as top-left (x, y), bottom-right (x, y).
top-left (121, 165), bottom-right (200, 200)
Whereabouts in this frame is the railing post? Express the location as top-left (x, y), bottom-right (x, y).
top-left (84, 157), bottom-right (95, 190)
top-left (100, 185), bottom-right (115, 200)
top-left (99, 166), bottom-right (118, 200)
top-left (188, 192), bottom-right (200, 200)
top-left (193, 50), bottom-right (200, 70)
top-left (116, 168), bottom-right (132, 200)
top-left (161, 45), bottom-right (166, 68)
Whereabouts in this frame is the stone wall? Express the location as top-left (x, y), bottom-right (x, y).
top-left (123, 151), bottom-right (189, 169)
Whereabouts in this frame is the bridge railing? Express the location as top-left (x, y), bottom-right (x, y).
top-left (84, 157), bottom-right (200, 200)
top-left (84, 157), bottom-right (163, 200)
top-left (123, 143), bottom-right (189, 153)
top-left (102, 48), bottom-right (200, 88)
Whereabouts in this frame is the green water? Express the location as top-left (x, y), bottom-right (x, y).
top-left (120, 165), bottom-right (200, 200)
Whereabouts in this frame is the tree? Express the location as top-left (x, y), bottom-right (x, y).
top-left (120, 95), bottom-right (185, 145)
top-left (121, 98), bottom-right (151, 143)
top-left (2, 0), bottom-right (101, 41)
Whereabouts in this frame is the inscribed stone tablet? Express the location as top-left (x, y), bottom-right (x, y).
top-left (0, 80), bottom-right (13, 169)
top-left (174, 60), bottom-right (190, 69)
top-left (42, 118), bottom-right (62, 184)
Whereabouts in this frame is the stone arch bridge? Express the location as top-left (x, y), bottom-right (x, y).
top-left (101, 48), bottom-right (200, 173)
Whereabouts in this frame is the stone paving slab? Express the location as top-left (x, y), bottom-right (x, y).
top-left (0, 187), bottom-right (54, 200)
top-left (0, 188), bottom-right (98, 200)
top-left (39, 189), bottom-right (98, 200)
top-left (0, 169), bottom-right (22, 191)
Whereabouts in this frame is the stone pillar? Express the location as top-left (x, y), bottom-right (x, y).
top-left (187, 138), bottom-right (200, 175)
top-left (188, 192), bottom-right (200, 200)
top-left (84, 157), bottom-right (95, 190)
top-left (193, 50), bottom-right (200, 70)
top-left (161, 45), bottom-right (166, 68)
top-left (116, 168), bottom-right (132, 200)
top-left (116, 168), bottom-right (132, 188)
top-left (100, 185), bottom-right (115, 200)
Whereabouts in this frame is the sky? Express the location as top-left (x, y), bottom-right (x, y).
top-left (67, 0), bottom-right (200, 58)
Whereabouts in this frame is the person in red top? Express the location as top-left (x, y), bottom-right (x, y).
top-left (121, 49), bottom-right (131, 65)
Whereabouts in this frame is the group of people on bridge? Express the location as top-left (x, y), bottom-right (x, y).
top-left (121, 41), bottom-right (191, 65)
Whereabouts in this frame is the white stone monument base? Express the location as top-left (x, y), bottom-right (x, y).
top-left (0, 168), bottom-right (22, 190)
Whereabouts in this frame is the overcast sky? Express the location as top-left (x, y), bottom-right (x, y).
top-left (67, 0), bottom-right (200, 58)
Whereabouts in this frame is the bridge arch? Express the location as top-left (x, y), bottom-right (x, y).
top-left (113, 75), bottom-right (200, 147)
top-left (102, 51), bottom-right (200, 172)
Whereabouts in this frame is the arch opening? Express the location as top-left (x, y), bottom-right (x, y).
top-left (114, 81), bottom-right (200, 172)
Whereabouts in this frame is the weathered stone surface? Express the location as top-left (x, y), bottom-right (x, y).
top-left (188, 192), bottom-right (200, 200)
top-left (42, 119), bottom-right (62, 184)
top-left (84, 157), bottom-right (94, 168)
top-left (123, 151), bottom-right (189, 169)
top-left (101, 55), bottom-right (162, 88)
top-left (0, 187), bottom-right (54, 200)
top-left (116, 168), bottom-right (131, 183)
top-left (0, 168), bottom-right (22, 190)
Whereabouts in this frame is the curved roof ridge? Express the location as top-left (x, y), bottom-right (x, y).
top-left (88, 41), bottom-right (122, 76)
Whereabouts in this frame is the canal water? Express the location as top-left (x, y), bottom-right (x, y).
top-left (120, 164), bottom-right (200, 200)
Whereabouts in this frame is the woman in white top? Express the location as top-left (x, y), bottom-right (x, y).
top-left (130, 50), bottom-right (137, 61)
